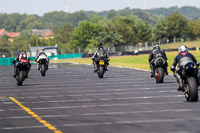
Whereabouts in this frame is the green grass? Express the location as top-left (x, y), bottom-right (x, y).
top-left (51, 51), bottom-right (200, 73)
top-left (161, 41), bottom-right (200, 49)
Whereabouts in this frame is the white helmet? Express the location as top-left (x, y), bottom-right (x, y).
top-left (178, 45), bottom-right (188, 52)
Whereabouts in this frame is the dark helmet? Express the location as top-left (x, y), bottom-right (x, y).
top-left (98, 43), bottom-right (104, 51)
top-left (153, 43), bottom-right (160, 49)
top-left (21, 51), bottom-right (26, 54)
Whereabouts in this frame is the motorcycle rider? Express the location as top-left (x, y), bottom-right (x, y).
top-left (170, 45), bottom-right (199, 91)
top-left (92, 45), bottom-right (110, 72)
top-left (13, 51), bottom-right (31, 78)
top-left (148, 43), bottom-right (168, 78)
top-left (35, 50), bottom-right (49, 70)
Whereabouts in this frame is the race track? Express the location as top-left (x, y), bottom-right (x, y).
top-left (0, 63), bottom-right (200, 133)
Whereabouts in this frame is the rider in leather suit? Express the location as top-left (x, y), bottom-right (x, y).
top-left (171, 45), bottom-right (199, 91)
top-left (149, 44), bottom-right (168, 78)
top-left (13, 51), bottom-right (31, 78)
top-left (92, 45), bottom-right (110, 72)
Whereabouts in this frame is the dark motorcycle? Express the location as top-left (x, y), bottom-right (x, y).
top-left (16, 62), bottom-right (29, 86)
top-left (180, 62), bottom-right (199, 102)
top-left (96, 58), bottom-right (106, 78)
top-left (154, 57), bottom-right (166, 83)
top-left (38, 57), bottom-right (48, 76)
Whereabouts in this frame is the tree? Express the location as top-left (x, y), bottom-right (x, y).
top-left (153, 18), bottom-right (167, 43)
top-left (17, 15), bottom-right (42, 31)
top-left (89, 14), bottom-right (106, 24)
top-left (70, 21), bottom-right (103, 52)
top-left (96, 21), bottom-right (124, 47)
top-left (114, 18), bottom-right (138, 45)
top-left (188, 20), bottom-right (200, 40)
top-left (54, 23), bottom-right (74, 44)
top-left (68, 11), bottom-right (89, 27)
top-left (136, 22), bottom-right (152, 44)
top-left (165, 12), bottom-right (189, 43)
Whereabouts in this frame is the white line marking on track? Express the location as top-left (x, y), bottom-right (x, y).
top-left (17, 90), bottom-right (177, 100)
top-left (15, 87), bottom-right (175, 95)
top-left (1, 117), bottom-right (200, 129)
top-left (19, 95), bottom-right (184, 104)
top-left (1, 108), bottom-right (199, 120)
top-left (2, 101), bottom-right (184, 111)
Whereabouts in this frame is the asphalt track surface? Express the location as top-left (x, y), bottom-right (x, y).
top-left (0, 63), bottom-right (200, 133)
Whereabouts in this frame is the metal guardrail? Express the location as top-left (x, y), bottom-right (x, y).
top-left (0, 54), bottom-right (82, 66)
top-left (82, 47), bottom-right (198, 58)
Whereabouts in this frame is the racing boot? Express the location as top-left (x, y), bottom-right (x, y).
top-left (13, 72), bottom-right (16, 78)
top-left (150, 68), bottom-right (155, 78)
top-left (25, 72), bottom-right (28, 78)
top-left (105, 65), bottom-right (108, 71)
top-left (93, 61), bottom-right (97, 72)
top-left (165, 69), bottom-right (168, 75)
top-left (46, 64), bottom-right (48, 70)
top-left (94, 67), bottom-right (97, 72)
top-left (13, 66), bottom-right (17, 78)
top-left (165, 63), bottom-right (168, 75)
top-left (177, 79), bottom-right (184, 91)
top-left (94, 64), bottom-right (97, 73)
top-left (150, 71), bottom-right (155, 78)
top-left (174, 73), bottom-right (184, 91)
top-left (150, 64), bottom-right (155, 78)
top-left (37, 64), bottom-right (40, 70)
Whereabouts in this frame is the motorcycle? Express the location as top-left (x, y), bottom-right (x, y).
top-left (37, 55), bottom-right (49, 76)
top-left (179, 62), bottom-right (199, 102)
top-left (96, 58), bottom-right (106, 78)
top-left (154, 57), bottom-right (166, 83)
top-left (16, 62), bottom-right (29, 86)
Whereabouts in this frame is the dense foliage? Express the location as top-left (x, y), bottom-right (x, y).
top-left (1, 6), bottom-right (200, 57)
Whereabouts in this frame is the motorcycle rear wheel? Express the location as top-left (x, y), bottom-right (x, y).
top-left (17, 71), bottom-right (24, 86)
top-left (41, 64), bottom-right (46, 76)
top-left (98, 66), bottom-right (104, 78)
top-left (185, 77), bottom-right (198, 102)
top-left (156, 67), bottom-right (164, 83)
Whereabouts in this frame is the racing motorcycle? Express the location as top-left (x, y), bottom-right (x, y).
top-left (36, 55), bottom-right (49, 76)
top-left (96, 58), bottom-right (106, 78)
top-left (16, 61), bottom-right (29, 86)
top-left (154, 57), bottom-right (166, 83)
top-left (179, 62), bottom-right (199, 102)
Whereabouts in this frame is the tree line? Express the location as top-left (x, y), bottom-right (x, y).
top-left (0, 9), bottom-right (200, 57)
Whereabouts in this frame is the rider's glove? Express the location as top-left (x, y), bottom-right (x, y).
top-left (170, 65), bottom-right (175, 72)
top-left (196, 61), bottom-right (200, 67)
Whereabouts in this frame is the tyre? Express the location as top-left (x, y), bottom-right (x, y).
top-left (186, 77), bottom-right (198, 102)
top-left (98, 66), bottom-right (104, 78)
top-left (156, 67), bottom-right (164, 83)
top-left (41, 64), bottom-right (46, 76)
top-left (17, 71), bottom-right (24, 86)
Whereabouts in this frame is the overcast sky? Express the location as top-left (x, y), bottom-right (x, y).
top-left (0, 0), bottom-right (200, 16)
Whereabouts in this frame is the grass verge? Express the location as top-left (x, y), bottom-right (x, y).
top-left (51, 51), bottom-right (200, 74)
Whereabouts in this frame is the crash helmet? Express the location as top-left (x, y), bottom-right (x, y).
top-left (40, 50), bottom-right (44, 53)
top-left (178, 45), bottom-right (188, 53)
top-left (21, 51), bottom-right (26, 54)
top-left (21, 50), bottom-right (26, 53)
top-left (98, 44), bottom-right (104, 51)
top-left (153, 43), bottom-right (160, 49)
